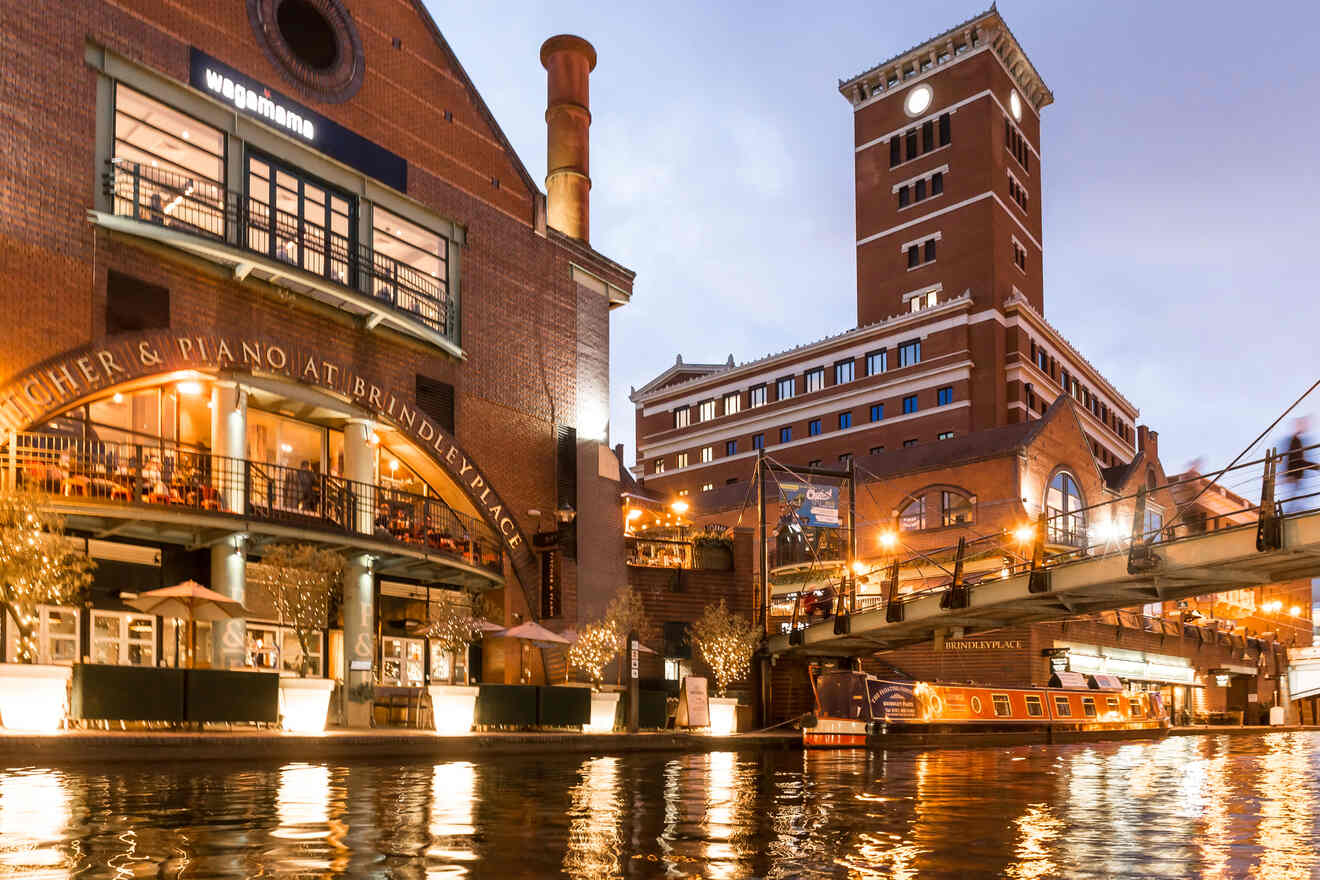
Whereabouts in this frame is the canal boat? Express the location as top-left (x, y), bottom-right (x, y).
top-left (804, 668), bottom-right (1168, 748)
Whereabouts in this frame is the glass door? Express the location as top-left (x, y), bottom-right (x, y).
top-left (245, 153), bottom-right (354, 286)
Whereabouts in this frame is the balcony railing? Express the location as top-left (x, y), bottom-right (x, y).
top-left (104, 160), bottom-right (453, 343)
top-left (6, 432), bottom-right (501, 575)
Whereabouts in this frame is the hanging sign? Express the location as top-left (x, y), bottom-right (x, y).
top-left (778, 482), bottom-right (841, 529)
top-left (676, 676), bottom-right (709, 728)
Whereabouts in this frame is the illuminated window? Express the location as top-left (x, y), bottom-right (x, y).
top-left (4, 605), bottom-right (79, 665)
top-left (1046, 471), bottom-right (1086, 546)
top-left (723, 392), bottom-right (742, 415)
top-left (676, 453), bottom-right (689, 468)
top-left (700, 446), bottom-right (713, 463)
top-left (701, 483), bottom-right (714, 492)
top-left (673, 407), bottom-right (690, 429)
top-left (372, 205), bottom-right (448, 327)
top-left (698, 399), bottom-right (716, 422)
top-left (1025, 696), bottom-right (1044, 717)
top-left (92, 610), bottom-right (156, 666)
top-left (1053, 696), bottom-right (1072, 717)
top-left (937, 431), bottom-right (954, 440)
top-left (899, 497), bottom-right (925, 531)
top-left (654, 459), bottom-right (665, 474)
top-left (941, 491), bottom-right (973, 526)
top-left (992, 695), bottom-right (1012, 717)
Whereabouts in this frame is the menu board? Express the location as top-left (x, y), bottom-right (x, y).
top-left (677, 676), bottom-right (710, 728)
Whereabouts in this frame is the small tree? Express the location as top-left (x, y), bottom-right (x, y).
top-left (0, 487), bottom-right (95, 663)
top-left (568, 621), bottom-right (618, 689)
top-left (689, 599), bottom-right (760, 698)
top-left (256, 543), bottom-right (343, 677)
top-left (423, 596), bottom-right (487, 684)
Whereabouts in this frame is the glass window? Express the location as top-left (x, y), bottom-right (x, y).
top-left (723, 392), bottom-right (741, 415)
top-left (899, 497), bottom-right (925, 531)
top-left (749, 385), bottom-right (767, 408)
top-left (430, 641), bottom-right (465, 684)
top-left (4, 605), bottom-right (80, 665)
top-left (92, 611), bottom-right (155, 666)
top-left (112, 85), bottom-right (226, 238)
top-left (653, 460), bottom-right (665, 474)
top-left (937, 386), bottom-right (953, 406)
top-left (804, 369), bottom-right (824, 393)
top-left (838, 453), bottom-right (852, 468)
top-left (673, 408), bottom-right (690, 429)
top-left (915, 178), bottom-right (926, 201)
top-left (839, 412), bottom-right (852, 430)
top-left (870, 404), bottom-right (884, 422)
top-left (941, 492), bottom-right (973, 526)
top-left (778, 427), bottom-right (791, 444)
top-left (752, 434), bottom-right (764, 450)
top-left (1046, 472), bottom-right (1086, 546)
top-left (676, 453), bottom-right (688, 469)
top-left (1144, 508), bottom-right (1164, 542)
top-left (898, 185), bottom-right (910, 208)
top-left (1025, 696), bottom-right (1044, 717)
top-left (907, 245), bottom-right (919, 268)
top-left (898, 340), bottom-right (921, 367)
top-left (937, 431), bottom-right (954, 440)
top-left (1129, 698), bottom-right (1143, 716)
top-left (725, 440), bottom-right (737, 456)
top-left (992, 695), bottom-right (1012, 717)
top-left (932, 172), bottom-right (943, 195)
top-left (381, 637), bottom-right (425, 686)
top-left (903, 438), bottom-right (918, 448)
top-left (280, 628), bottom-right (322, 676)
top-left (870, 446), bottom-right (884, 455)
top-left (1054, 696), bottom-right (1073, 717)
top-left (246, 155), bottom-right (353, 287)
top-left (698, 400), bottom-right (716, 422)
top-left (924, 239), bottom-right (937, 263)
top-left (1082, 697), bottom-right (1097, 718)
top-left (902, 395), bottom-right (918, 414)
top-left (371, 207), bottom-right (447, 323)
top-left (808, 419), bottom-right (821, 436)
top-left (834, 360), bottom-right (855, 385)
top-left (777, 377), bottom-right (795, 401)
top-left (700, 446), bottom-right (713, 463)
top-left (866, 350), bottom-right (887, 375)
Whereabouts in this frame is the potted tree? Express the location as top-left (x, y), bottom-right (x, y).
top-left (0, 487), bottom-right (95, 731)
top-left (568, 621), bottom-right (620, 732)
top-left (257, 543), bottom-right (343, 733)
top-left (604, 586), bottom-right (651, 685)
top-left (689, 599), bottom-right (760, 735)
top-left (422, 596), bottom-right (487, 734)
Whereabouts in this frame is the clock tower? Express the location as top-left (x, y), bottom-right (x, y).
top-left (839, 8), bottom-right (1052, 326)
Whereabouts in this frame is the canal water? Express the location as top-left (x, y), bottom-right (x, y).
top-left (0, 732), bottom-right (1317, 878)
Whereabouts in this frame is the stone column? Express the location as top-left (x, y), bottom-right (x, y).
top-left (342, 419), bottom-right (376, 727)
top-left (210, 381), bottom-right (248, 668)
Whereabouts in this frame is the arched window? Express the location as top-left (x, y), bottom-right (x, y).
top-left (940, 491), bottom-right (974, 527)
top-left (899, 497), bottom-right (926, 531)
top-left (1045, 471), bottom-right (1085, 546)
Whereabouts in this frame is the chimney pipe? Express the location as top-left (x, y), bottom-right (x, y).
top-left (540, 34), bottom-right (596, 242)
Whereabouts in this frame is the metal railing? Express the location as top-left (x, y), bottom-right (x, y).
top-left (105, 160), bottom-right (452, 341)
top-left (5, 432), bottom-right (501, 575)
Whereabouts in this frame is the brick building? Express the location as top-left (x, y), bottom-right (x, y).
top-left (0, 0), bottom-right (636, 719)
top-left (628, 8), bottom-right (1312, 722)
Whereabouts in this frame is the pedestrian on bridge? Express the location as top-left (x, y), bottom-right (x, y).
top-left (1282, 417), bottom-right (1317, 513)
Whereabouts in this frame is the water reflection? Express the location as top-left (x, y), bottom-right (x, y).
top-left (563, 756), bottom-right (621, 879)
top-left (1, 733), bottom-right (1319, 878)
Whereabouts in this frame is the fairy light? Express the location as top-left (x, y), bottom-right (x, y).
top-left (568, 621), bottom-right (617, 688)
top-left (689, 599), bottom-right (759, 700)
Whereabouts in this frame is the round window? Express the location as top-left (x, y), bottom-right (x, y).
top-left (1010, 90), bottom-right (1023, 121)
top-left (247, 0), bottom-right (364, 103)
top-left (970, 695), bottom-right (983, 714)
top-left (904, 84), bottom-right (933, 117)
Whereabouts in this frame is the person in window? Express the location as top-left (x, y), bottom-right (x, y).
top-left (1283, 417), bottom-right (1316, 513)
top-left (374, 502), bottom-right (393, 539)
top-left (147, 192), bottom-right (165, 225)
top-left (297, 460), bottom-right (320, 513)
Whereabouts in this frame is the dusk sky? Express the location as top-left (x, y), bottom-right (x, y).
top-left (430, 1), bottom-right (1319, 478)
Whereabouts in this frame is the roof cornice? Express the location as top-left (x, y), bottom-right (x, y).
top-left (838, 7), bottom-right (1053, 113)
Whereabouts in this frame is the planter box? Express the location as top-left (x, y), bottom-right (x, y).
top-left (185, 669), bottom-right (279, 723)
top-left (708, 696), bottom-right (739, 736)
top-left (476, 684), bottom-right (538, 728)
top-left (72, 664), bottom-right (184, 722)
top-left (278, 677), bottom-right (334, 733)
top-left (428, 684), bottom-right (479, 734)
top-left (586, 690), bottom-right (621, 733)
top-left (538, 685), bottom-right (590, 728)
top-left (0, 663), bottom-right (72, 731)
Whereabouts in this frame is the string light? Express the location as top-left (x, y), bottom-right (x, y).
top-left (254, 544), bottom-right (343, 679)
top-left (689, 599), bottom-right (759, 698)
top-left (568, 622), bottom-right (616, 688)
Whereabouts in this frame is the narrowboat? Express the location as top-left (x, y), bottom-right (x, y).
top-left (804, 668), bottom-right (1169, 748)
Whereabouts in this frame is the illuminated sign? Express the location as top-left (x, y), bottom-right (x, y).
top-left (778, 482), bottom-right (841, 529)
top-left (188, 49), bottom-right (407, 191)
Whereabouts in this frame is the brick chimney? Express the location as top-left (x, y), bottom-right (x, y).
top-left (540, 35), bottom-right (596, 242)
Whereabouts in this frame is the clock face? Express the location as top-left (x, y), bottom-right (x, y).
top-left (904, 84), bottom-right (933, 117)
top-left (1010, 91), bottom-right (1023, 121)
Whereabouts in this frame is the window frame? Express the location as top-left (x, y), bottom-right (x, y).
top-left (902, 394), bottom-right (918, 415)
top-left (897, 340), bottom-right (921, 368)
top-left (991, 694), bottom-right (1012, 717)
top-left (749, 384), bottom-right (767, 408)
top-left (804, 368), bottom-right (825, 394)
top-left (776, 376), bottom-right (795, 402)
top-left (1025, 695), bottom-right (1044, 717)
top-left (834, 359), bottom-right (855, 385)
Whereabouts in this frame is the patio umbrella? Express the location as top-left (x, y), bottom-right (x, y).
top-left (502, 621), bottom-right (571, 684)
top-left (126, 580), bottom-right (246, 668)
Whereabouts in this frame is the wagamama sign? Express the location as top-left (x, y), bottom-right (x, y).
top-left (202, 69), bottom-right (315, 141)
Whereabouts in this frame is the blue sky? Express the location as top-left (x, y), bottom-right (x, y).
top-left (429, 1), bottom-right (1320, 475)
